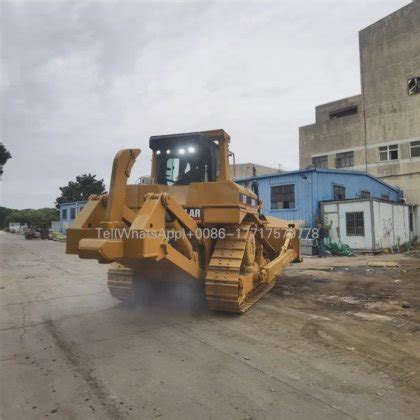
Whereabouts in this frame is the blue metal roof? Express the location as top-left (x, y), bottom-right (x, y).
top-left (59, 200), bottom-right (88, 208)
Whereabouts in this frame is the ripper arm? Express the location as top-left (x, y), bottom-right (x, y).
top-left (260, 229), bottom-right (297, 283)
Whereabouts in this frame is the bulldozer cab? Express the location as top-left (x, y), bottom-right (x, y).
top-left (150, 130), bottom-right (231, 185)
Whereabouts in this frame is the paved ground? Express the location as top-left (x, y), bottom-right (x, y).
top-left (1, 232), bottom-right (419, 419)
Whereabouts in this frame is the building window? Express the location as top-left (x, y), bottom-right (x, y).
top-left (62, 209), bottom-right (67, 220)
top-left (329, 106), bottom-right (358, 119)
top-left (335, 151), bottom-right (354, 168)
top-left (346, 212), bottom-right (365, 236)
top-left (381, 194), bottom-right (389, 201)
top-left (333, 185), bottom-right (346, 200)
top-left (312, 155), bottom-right (328, 168)
top-left (70, 207), bottom-right (76, 220)
top-left (408, 77), bottom-right (420, 96)
top-left (79, 206), bottom-right (85, 213)
top-left (379, 144), bottom-right (398, 161)
top-left (411, 140), bottom-right (420, 158)
top-left (271, 184), bottom-right (295, 209)
top-left (360, 190), bottom-right (370, 198)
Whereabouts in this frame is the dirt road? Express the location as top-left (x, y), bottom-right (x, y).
top-left (1, 232), bottom-right (419, 419)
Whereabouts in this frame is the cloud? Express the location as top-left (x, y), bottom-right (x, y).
top-left (1, 0), bottom-right (410, 208)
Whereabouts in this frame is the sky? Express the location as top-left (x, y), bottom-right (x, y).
top-left (1, 0), bottom-right (410, 209)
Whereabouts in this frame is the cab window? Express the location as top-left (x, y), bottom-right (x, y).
top-left (157, 145), bottom-right (216, 185)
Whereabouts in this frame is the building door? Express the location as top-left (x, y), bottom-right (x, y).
top-left (321, 203), bottom-right (340, 242)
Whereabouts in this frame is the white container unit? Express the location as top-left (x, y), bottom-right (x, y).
top-left (321, 198), bottom-right (410, 251)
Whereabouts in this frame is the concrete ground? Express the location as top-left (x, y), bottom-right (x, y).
top-left (1, 232), bottom-right (419, 419)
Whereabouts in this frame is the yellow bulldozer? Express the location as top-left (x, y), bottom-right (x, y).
top-left (66, 130), bottom-right (301, 313)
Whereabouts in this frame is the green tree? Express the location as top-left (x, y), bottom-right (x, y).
top-left (0, 143), bottom-right (12, 176)
top-left (0, 206), bottom-right (15, 229)
top-left (55, 174), bottom-right (106, 208)
top-left (4, 208), bottom-right (59, 228)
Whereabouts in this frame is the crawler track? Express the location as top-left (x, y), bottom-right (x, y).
top-left (205, 224), bottom-right (274, 313)
top-left (107, 264), bottom-right (136, 302)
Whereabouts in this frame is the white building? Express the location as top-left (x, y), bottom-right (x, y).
top-left (322, 198), bottom-right (410, 251)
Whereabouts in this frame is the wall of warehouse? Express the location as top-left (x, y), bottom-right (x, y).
top-left (372, 201), bottom-right (410, 249)
top-left (323, 201), bottom-right (374, 250)
top-left (60, 201), bottom-right (87, 233)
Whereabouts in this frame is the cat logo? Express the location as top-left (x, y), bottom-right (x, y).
top-left (185, 208), bottom-right (202, 220)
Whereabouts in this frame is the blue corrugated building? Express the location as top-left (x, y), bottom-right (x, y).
top-left (59, 201), bottom-right (87, 233)
top-left (236, 168), bottom-right (403, 228)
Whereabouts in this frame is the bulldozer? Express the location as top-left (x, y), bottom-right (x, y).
top-left (66, 130), bottom-right (301, 313)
